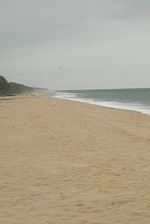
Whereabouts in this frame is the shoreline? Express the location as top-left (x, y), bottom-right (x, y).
top-left (1, 93), bottom-right (150, 224)
top-left (52, 95), bottom-right (150, 117)
top-left (53, 89), bottom-right (150, 116)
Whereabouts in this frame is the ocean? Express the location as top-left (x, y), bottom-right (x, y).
top-left (53, 88), bottom-right (150, 115)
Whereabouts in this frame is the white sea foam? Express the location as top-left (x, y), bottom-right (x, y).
top-left (52, 92), bottom-right (150, 115)
top-left (54, 92), bottom-right (78, 99)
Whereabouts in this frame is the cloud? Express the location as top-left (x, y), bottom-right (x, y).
top-left (0, 0), bottom-right (150, 89)
top-left (1, 0), bottom-right (150, 49)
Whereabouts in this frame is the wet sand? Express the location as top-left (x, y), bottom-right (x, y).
top-left (0, 93), bottom-right (150, 224)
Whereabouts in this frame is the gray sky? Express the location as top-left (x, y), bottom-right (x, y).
top-left (0, 0), bottom-right (150, 90)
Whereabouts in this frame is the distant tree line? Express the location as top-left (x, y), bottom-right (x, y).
top-left (0, 76), bottom-right (11, 95)
top-left (0, 75), bottom-right (34, 96)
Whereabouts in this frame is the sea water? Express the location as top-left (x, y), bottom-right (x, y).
top-left (53, 88), bottom-right (150, 115)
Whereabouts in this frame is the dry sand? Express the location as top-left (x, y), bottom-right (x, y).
top-left (0, 93), bottom-right (150, 224)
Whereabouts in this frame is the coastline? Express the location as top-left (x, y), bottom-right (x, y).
top-left (53, 95), bottom-right (150, 117)
top-left (53, 89), bottom-right (150, 116)
top-left (1, 93), bottom-right (150, 224)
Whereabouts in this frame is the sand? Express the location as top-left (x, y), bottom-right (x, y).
top-left (0, 93), bottom-right (150, 224)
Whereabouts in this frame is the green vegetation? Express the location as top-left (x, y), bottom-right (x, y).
top-left (0, 75), bottom-right (34, 96)
top-left (0, 76), bottom-right (10, 95)
top-left (9, 82), bottom-right (33, 94)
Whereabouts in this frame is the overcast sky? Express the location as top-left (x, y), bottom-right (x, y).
top-left (0, 0), bottom-right (150, 90)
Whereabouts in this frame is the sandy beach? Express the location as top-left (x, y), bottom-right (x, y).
top-left (0, 93), bottom-right (150, 224)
